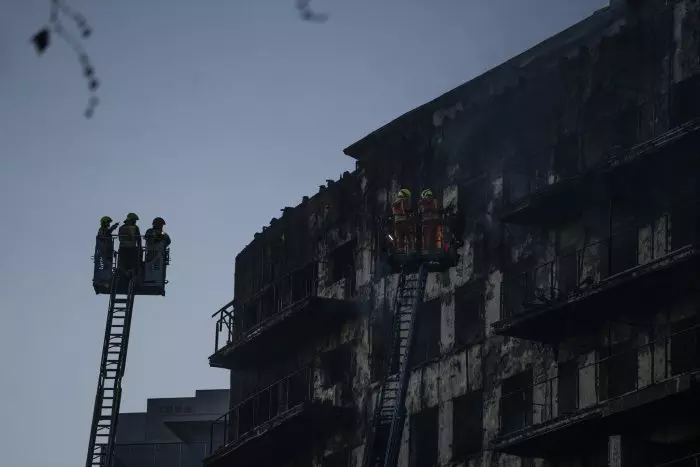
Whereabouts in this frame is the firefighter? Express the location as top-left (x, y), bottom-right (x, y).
top-left (418, 188), bottom-right (442, 253)
top-left (118, 212), bottom-right (142, 278)
top-left (95, 216), bottom-right (119, 283)
top-left (145, 217), bottom-right (171, 262)
top-left (97, 216), bottom-right (119, 260)
top-left (391, 188), bottom-right (414, 253)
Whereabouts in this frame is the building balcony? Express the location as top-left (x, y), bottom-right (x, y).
top-left (489, 324), bottom-right (700, 458)
top-left (113, 442), bottom-right (207, 467)
top-left (500, 116), bottom-right (700, 226)
top-left (209, 265), bottom-right (357, 370)
top-left (204, 366), bottom-right (352, 467)
top-left (495, 202), bottom-right (700, 342)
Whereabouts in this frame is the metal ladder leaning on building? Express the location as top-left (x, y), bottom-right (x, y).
top-left (363, 261), bottom-right (433, 467)
top-left (85, 271), bottom-right (137, 467)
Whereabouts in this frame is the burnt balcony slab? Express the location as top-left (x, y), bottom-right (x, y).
top-left (204, 402), bottom-right (351, 467)
top-left (490, 371), bottom-right (700, 458)
top-left (209, 296), bottom-right (356, 370)
top-left (204, 366), bottom-right (352, 467)
top-left (500, 118), bottom-right (700, 226)
top-left (495, 232), bottom-right (700, 343)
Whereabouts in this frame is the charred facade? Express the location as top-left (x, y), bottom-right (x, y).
top-left (206, 1), bottom-right (700, 466)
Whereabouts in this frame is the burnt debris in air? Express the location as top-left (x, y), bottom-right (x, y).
top-left (31, 0), bottom-right (100, 119)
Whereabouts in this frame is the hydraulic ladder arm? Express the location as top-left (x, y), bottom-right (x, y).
top-left (85, 272), bottom-right (137, 467)
top-left (362, 262), bottom-right (431, 467)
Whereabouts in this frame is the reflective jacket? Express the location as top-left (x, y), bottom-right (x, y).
top-left (392, 198), bottom-right (411, 222)
top-left (419, 196), bottom-right (440, 221)
top-left (118, 223), bottom-right (141, 248)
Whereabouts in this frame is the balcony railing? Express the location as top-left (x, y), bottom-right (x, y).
top-left (501, 199), bottom-right (698, 320)
top-left (497, 324), bottom-right (700, 437)
top-left (212, 300), bottom-right (235, 355)
top-left (502, 108), bottom-right (700, 209)
top-left (113, 442), bottom-right (207, 467)
top-left (656, 453), bottom-right (700, 467)
top-left (209, 366), bottom-right (313, 455)
top-left (212, 262), bottom-right (318, 354)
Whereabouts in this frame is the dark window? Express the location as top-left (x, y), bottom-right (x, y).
top-left (159, 406), bottom-right (173, 414)
top-left (557, 360), bottom-right (578, 415)
top-left (500, 370), bottom-right (533, 434)
top-left (239, 300), bottom-right (260, 335)
top-left (608, 227), bottom-right (638, 277)
top-left (458, 175), bottom-right (488, 221)
top-left (409, 299), bottom-right (441, 367)
top-left (671, 316), bottom-right (700, 376)
top-left (321, 344), bottom-right (351, 388)
top-left (672, 74), bottom-right (700, 125)
top-left (556, 241), bottom-right (581, 298)
top-left (329, 239), bottom-right (356, 287)
top-left (452, 390), bottom-right (483, 460)
top-left (616, 104), bottom-right (640, 148)
top-left (454, 285), bottom-right (484, 347)
top-left (183, 406), bottom-right (193, 414)
top-left (598, 339), bottom-right (638, 400)
top-left (409, 406), bottom-right (439, 467)
top-left (553, 134), bottom-right (580, 179)
top-left (371, 304), bottom-right (391, 382)
top-left (174, 405), bottom-right (182, 414)
top-left (670, 206), bottom-right (695, 251)
top-left (291, 262), bottom-right (317, 303)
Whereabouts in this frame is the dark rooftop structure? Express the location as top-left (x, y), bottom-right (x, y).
top-left (114, 389), bottom-right (228, 467)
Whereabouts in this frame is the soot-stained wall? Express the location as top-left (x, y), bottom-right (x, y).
top-left (225, 2), bottom-right (700, 466)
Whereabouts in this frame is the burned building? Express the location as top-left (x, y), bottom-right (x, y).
top-left (205, 1), bottom-right (700, 466)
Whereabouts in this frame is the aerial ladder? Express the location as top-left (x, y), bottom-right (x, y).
top-left (362, 194), bottom-right (459, 467)
top-left (85, 271), bottom-right (136, 467)
top-left (86, 233), bottom-right (169, 467)
top-left (362, 262), bottom-right (431, 467)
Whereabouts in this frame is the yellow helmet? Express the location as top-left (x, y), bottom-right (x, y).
top-left (100, 216), bottom-right (112, 225)
top-left (421, 189), bottom-right (433, 199)
top-left (398, 188), bottom-right (411, 198)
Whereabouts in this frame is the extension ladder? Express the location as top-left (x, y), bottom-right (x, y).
top-left (85, 272), bottom-right (136, 467)
top-left (363, 262), bottom-right (431, 467)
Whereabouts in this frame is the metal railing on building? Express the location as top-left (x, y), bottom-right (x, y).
top-left (113, 442), bottom-right (207, 467)
top-left (502, 107), bottom-right (700, 208)
top-left (497, 324), bottom-right (700, 436)
top-left (208, 366), bottom-right (313, 455)
top-left (212, 262), bottom-right (318, 353)
top-left (655, 452), bottom-right (700, 467)
top-left (501, 197), bottom-right (699, 320)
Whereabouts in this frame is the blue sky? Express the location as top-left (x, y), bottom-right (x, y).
top-left (0, 1), bottom-right (607, 466)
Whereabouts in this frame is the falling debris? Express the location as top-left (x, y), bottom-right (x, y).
top-left (295, 0), bottom-right (329, 23)
top-left (31, 0), bottom-right (100, 118)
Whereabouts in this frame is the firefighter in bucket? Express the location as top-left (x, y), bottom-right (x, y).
top-left (391, 188), bottom-right (415, 254)
top-left (418, 188), bottom-right (442, 254)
